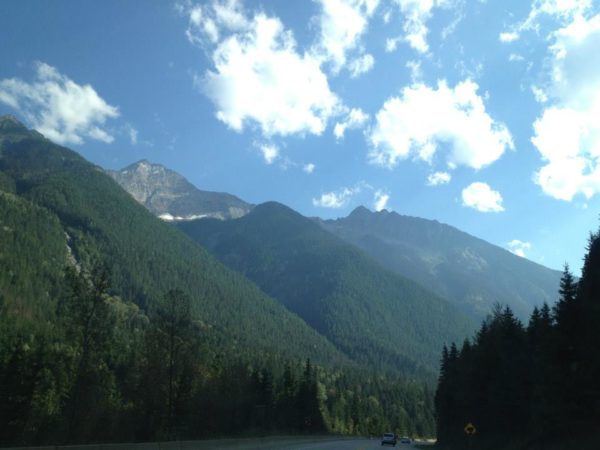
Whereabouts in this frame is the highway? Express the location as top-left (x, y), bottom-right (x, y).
top-left (196, 437), bottom-right (424, 449)
top-left (275, 438), bottom-right (416, 449)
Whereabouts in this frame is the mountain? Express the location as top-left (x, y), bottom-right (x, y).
top-left (0, 116), bottom-right (442, 443)
top-left (177, 202), bottom-right (476, 377)
top-left (318, 206), bottom-right (562, 320)
top-left (0, 115), bottom-right (346, 366)
top-left (108, 160), bottom-right (253, 221)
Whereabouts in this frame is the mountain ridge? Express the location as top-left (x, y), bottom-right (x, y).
top-left (319, 206), bottom-right (562, 320)
top-left (177, 200), bottom-right (476, 377)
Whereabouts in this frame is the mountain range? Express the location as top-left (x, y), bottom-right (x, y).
top-left (0, 114), bottom-right (562, 380)
top-left (111, 155), bottom-right (561, 322)
top-left (1, 115), bottom-right (449, 442)
top-left (177, 202), bottom-right (475, 376)
top-left (0, 115), bottom-right (344, 368)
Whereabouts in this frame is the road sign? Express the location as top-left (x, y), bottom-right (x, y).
top-left (464, 422), bottom-right (476, 435)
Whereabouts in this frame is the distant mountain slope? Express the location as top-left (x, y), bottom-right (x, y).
top-left (318, 207), bottom-right (562, 320)
top-left (108, 160), bottom-right (253, 221)
top-left (0, 115), bottom-right (346, 367)
top-left (177, 202), bottom-right (475, 377)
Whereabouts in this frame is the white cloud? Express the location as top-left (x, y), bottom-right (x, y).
top-left (427, 171), bottom-right (451, 186)
top-left (531, 13), bottom-right (600, 200)
top-left (373, 190), bottom-right (390, 211)
top-left (406, 60), bottom-right (422, 82)
top-left (531, 85), bottom-right (548, 103)
top-left (334, 107), bottom-right (369, 139)
top-left (0, 62), bottom-right (119, 145)
top-left (368, 79), bottom-right (513, 170)
top-left (184, 1), bottom-right (341, 137)
top-left (507, 239), bottom-right (532, 258)
top-left (385, 37), bottom-right (401, 52)
top-left (125, 124), bottom-right (138, 145)
top-left (184, 0), bottom-right (249, 45)
top-left (499, 31), bottom-right (520, 42)
top-left (303, 163), bottom-right (316, 174)
top-left (383, 9), bottom-right (392, 23)
top-left (508, 53), bottom-right (525, 62)
top-left (259, 143), bottom-right (279, 164)
top-left (348, 53), bottom-right (375, 78)
top-left (388, 0), bottom-right (453, 54)
top-left (312, 184), bottom-right (362, 208)
top-left (461, 182), bottom-right (505, 212)
top-left (499, 0), bottom-right (592, 43)
top-left (441, 8), bottom-right (465, 40)
top-left (312, 0), bottom-right (379, 74)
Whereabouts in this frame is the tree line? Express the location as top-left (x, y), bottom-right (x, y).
top-left (435, 227), bottom-right (600, 449)
top-left (0, 265), bottom-right (436, 445)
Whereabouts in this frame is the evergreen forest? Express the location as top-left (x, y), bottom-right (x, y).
top-left (0, 117), bottom-right (438, 444)
top-left (435, 227), bottom-right (600, 449)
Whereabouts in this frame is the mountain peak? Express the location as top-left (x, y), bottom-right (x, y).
top-left (0, 115), bottom-right (28, 133)
top-left (110, 160), bottom-right (253, 221)
top-left (349, 205), bottom-right (371, 217)
top-left (123, 159), bottom-right (164, 172)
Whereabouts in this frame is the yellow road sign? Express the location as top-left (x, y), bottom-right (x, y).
top-left (464, 422), bottom-right (476, 435)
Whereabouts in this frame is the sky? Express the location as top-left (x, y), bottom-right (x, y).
top-left (1, 0), bottom-right (599, 275)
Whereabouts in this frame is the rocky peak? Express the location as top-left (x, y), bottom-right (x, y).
top-left (0, 115), bottom-right (28, 133)
top-left (108, 160), bottom-right (253, 221)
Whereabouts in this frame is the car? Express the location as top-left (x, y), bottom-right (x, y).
top-left (400, 436), bottom-right (411, 444)
top-left (381, 432), bottom-right (397, 446)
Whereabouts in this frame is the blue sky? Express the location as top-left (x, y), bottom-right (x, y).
top-left (1, 0), bottom-right (599, 275)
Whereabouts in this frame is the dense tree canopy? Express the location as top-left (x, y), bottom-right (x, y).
top-left (435, 227), bottom-right (600, 449)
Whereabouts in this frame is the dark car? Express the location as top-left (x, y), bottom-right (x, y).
top-left (400, 436), bottom-right (411, 444)
top-left (381, 433), bottom-right (397, 446)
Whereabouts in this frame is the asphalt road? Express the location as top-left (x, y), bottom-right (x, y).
top-left (277, 439), bottom-right (415, 449)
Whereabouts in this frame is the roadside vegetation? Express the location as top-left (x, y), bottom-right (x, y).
top-left (434, 227), bottom-right (600, 449)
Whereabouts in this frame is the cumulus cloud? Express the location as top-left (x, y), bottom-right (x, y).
top-left (368, 79), bottom-right (513, 170)
top-left (461, 182), bottom-right (505, 212)
top-left (499, 31), bottom-right (520, 42)
top-left (507, 239), bottom-right (532, 258)
top-left (373, 190), bottom-right (390, 211)
top-left (427, 171), bottom-right (451, 186)
top-left (312, 0), bottom-right (379, 74)
top-left (385, 37), bottom-right (401, 52)
top-left (312, 184), bottom-right (362, 208)
top-left (259, 143), bottom-right (279, 164)
top-left (348, 53), bottom-right (375, 78)
top-left (334, 107), bottom-right (369, 139)
top-left (0, 62), bottom-right (119, 145)
top-left (387, 0), bottom-right (453, 54)
top-left (183, 1), bottom-right (340, 137)
top-left (303, 163), bottom-right (316, 174)
top-left (531, 13), bottom-right (600, 200)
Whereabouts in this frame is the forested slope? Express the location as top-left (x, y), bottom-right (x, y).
top-left (319, 207), bottom-right (561, 320)
top-left (0, 117), bottom-right (347, 365)
top-left (178, 202), bottom-right (476, 377)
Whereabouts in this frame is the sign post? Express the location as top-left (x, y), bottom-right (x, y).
top-left (464, 422), bottom-right (476, 449)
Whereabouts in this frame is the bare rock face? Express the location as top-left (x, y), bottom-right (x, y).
top-left (108, 160), bottom-right (253, 221)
